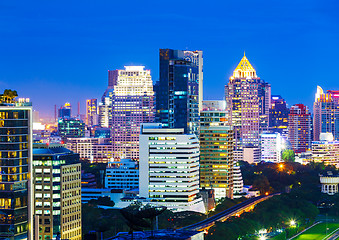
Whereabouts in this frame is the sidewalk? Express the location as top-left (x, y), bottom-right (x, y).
top-left (288, 221), bottom-right (322, 240)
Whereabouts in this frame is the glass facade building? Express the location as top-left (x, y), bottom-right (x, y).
top-left (57, 118), bottom-right (85, 141)
top-left (0, 103), bottom-right (32, 240)
top-left (155, 49), bottom-right (202, 137)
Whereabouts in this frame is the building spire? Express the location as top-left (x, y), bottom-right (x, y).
top-left (230, 53), bottom-right (257, 79)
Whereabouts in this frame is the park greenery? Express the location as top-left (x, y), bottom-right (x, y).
top-left (282, 149), bottom-right (295, 162)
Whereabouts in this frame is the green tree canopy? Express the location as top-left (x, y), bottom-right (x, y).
top-left (0, 89), bottom-right (18, 103)
top-left (282, 149), bottom-right (295, 162)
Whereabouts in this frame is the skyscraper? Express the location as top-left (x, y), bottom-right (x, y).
top-left (33, 143), bottom-right (81, 240)
top-left (313, 86), bottom-right (339, 141)
top-left (0, 99), bottom-right (33, 240)
top-left (139, 123), bottom-right (205, 213)
top-left (200, 100), bottom-right (234, 200)
top-left (58, 118), bottom-right (85, 141)
top-left (155, 49), bottom-right (202, 137)
top-left (111, 66), bottom-right (155, 160)
top-left (260, 132), bottom-right (283, 163)
top-left (225, 53), bottom-right (271, 149)
top-left (288, 104), bottom-right (312, 153)
top-left (85, 99), bottom-right (98, 126)
top-left (269, 95), bottom-right (289, 137)
top-left (98, 89), bottom-right (113, 128)
top-left (58, 103), bottom-right (71, 119)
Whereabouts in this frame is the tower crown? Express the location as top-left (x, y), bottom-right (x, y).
top-left (231, 53), bottom-right (257, 79)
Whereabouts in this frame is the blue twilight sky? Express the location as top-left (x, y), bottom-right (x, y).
top-left (0, 0), bottom-right (338, 117)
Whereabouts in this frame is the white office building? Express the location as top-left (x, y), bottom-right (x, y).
top-left (261, 132), bottom-right (283, 163)
top-left (105, 159), bottom-right (139, 190)
top-left (139, 123), bottom-right (205, 213)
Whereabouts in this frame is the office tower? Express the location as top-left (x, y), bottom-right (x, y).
top-left (313, 86), bottom-right (339, 141)
top-left (269, 95), bottom-right (289, 137)
top-left (0, 99), bottom-right (33, 240)
top-left (312, 133), bottom-right (339, 168)
top-left (200, 100), bottom-right (234, 200)
top-left (155, 49), bottom-right (202, 137)
top-left (58, 103), bottom-right (71, 119)
top-left (111, 66), bottom-right (155, 160)
top-left (225, 53), bottom-right (271, 149)
top-left (57, 118), bottom-right (85, 141)
top-left (98, 89), bottom-right (114, 128)
top-left (85, 99), bottom-right (98, 126)
top-left (260, 132), bottom-right (283, 163)
top-left (288, 104), bottom-right (312, 153)
top-left (105, 159), bottom-right (139, 190)
top-left (33, 143), bottom-right (81, 240)
top-left (139, 123), bottom-right (205, 213)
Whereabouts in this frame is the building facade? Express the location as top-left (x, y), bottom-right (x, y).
top-left (58, 118), bottom-right (85, 141)
top-left (269, 95), bottom-right (289, 137)
top-left (225, 54), bottom-right (271, 149)
top-left (288, 104), bottom-right (312, 153)
top-left (155, 49), bottom-right (202, 137)
top-left (200, 101), bottom-right (234, 200)
top-left (58, 103), bottom-right (71, 119)
top-left (98, 89), bottom-right (114, 128)
top-left (33, 144), bottom-right (81, 240)
top-left (111, 66), bottom-right (155, 160)
top-left (105, 159), bottom-right (139, 190)
top-left (312, 133), bottom-right (339, 168)
top-left (85, 99), bottom-right (98, 126)
top-left (313, 86), bottom-right (339, 141)
top-left (260, 132), bottom-right (283, 163)
top-left (139, 123), bottom-right (205, 213)
top-left (66, 138), bottom-right (112, 163)
top-left (0, 101), bottom-right (33, 240)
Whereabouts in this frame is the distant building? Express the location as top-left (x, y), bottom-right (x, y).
top-left (225, 53), bottom-right (271, 149)
top-left (0, 101), bottom-right (33, 240)
top-left (33, 143), bottom-right (81, 240)
top-left (233, 163), bottom-right (244, 198)
top-left (105, 159), bottom-right (139, 190)
top-left (94, 127), bottom-right (110, 138)
top-left (139, 123), bottom-right (205, 213)
top-left (200, 101), bottom-right (234, 199)
top-left (86, 99), bottom-right (98, 126)
top-left (312, 133), bottom-right (339, 168)
top-left (111, 66), bottom-right (155, 160)
top-left (288, 104), bottom-right (312, 153)
top-left (155, 49), bottom-right (202, 137)
top-left (98, 89), bottom-right (113, 128)
top-left (58, 118), bottom-right (85, 140)
top-left (320, 172), bottom-right (339, 195)
top-left (58, 102), bottom-right (71, 119)
top-left (261, 132), bottom-right (283, 163)
top-left (269, 95), bottom-right (289, 137)
top-left (66, 138), bottom-right (113, 163)
top-left (235, 146), bottom-right (261, 163)
top-left (81, 172), bottom-right (97, 189)
top-left (313, 86), bottom-right (339, 141)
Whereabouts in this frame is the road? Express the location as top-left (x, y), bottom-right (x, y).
top-left (182, 193), bottom-right (279, 231)
top-left (327, 228), bottom-right (339, 240)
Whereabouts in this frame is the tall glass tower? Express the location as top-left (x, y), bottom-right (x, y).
top-left (155, 49), bottom-right (202, 137)
top-left (0, 100), bottom-right (32, 240)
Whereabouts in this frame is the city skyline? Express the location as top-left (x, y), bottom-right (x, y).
top-left (0, 1), bottom-right (338, 117)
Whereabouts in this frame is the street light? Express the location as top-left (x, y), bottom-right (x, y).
top-left (259, 236), bottom-right (266, 240)
top-left (290, 220), bottom-right (296, 227)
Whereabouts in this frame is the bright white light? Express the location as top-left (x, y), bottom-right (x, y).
top-left (259, 236), bottom-right (266, 240)
top-left (290, 220), bottom-right (296, 226)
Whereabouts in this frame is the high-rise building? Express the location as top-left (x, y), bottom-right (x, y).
top-left (58, 103), bottom-right (71, 119)
top-left (139, 123), bottom-right (205, 213)
top-left (312, 133), bottom-right (339, 168)
top-left (85, 99), bottom-right (98, 126)
top-left (155, 49), bottom-right (202, 137)
top-left (225, 53), bottom-right (271, 149)
top-left (260, 132), bottom-right (283, 163)
top-left (58, 118), bottom-right (85, 141)
top-left (111, 66), bottom-right (155, 160)
top-left (200, 100), bottom-right (234, 200)
top-left (105, 159), bottom-right (139, 190)
top-left (0, 99), bottom-right (33, 240)
top-left (269, 95), bottom-right (289, 137)
top-left (313, 86), bottom-right (339, 141)
top-left (288, 104), bottom-right (312, 153)
top-left (33, 144), bottom-right (81, 240)
top-left (98, 89), bottom-right (114, 128)
top-left (232, 162), bottom-right (244, 199)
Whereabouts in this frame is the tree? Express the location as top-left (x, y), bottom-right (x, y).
top-left (282, 149), bottom-right (295, 162)
top-left (0, 89), bottom-right (18, 103)
top-left (88, 196), bottom-right (115, 207)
